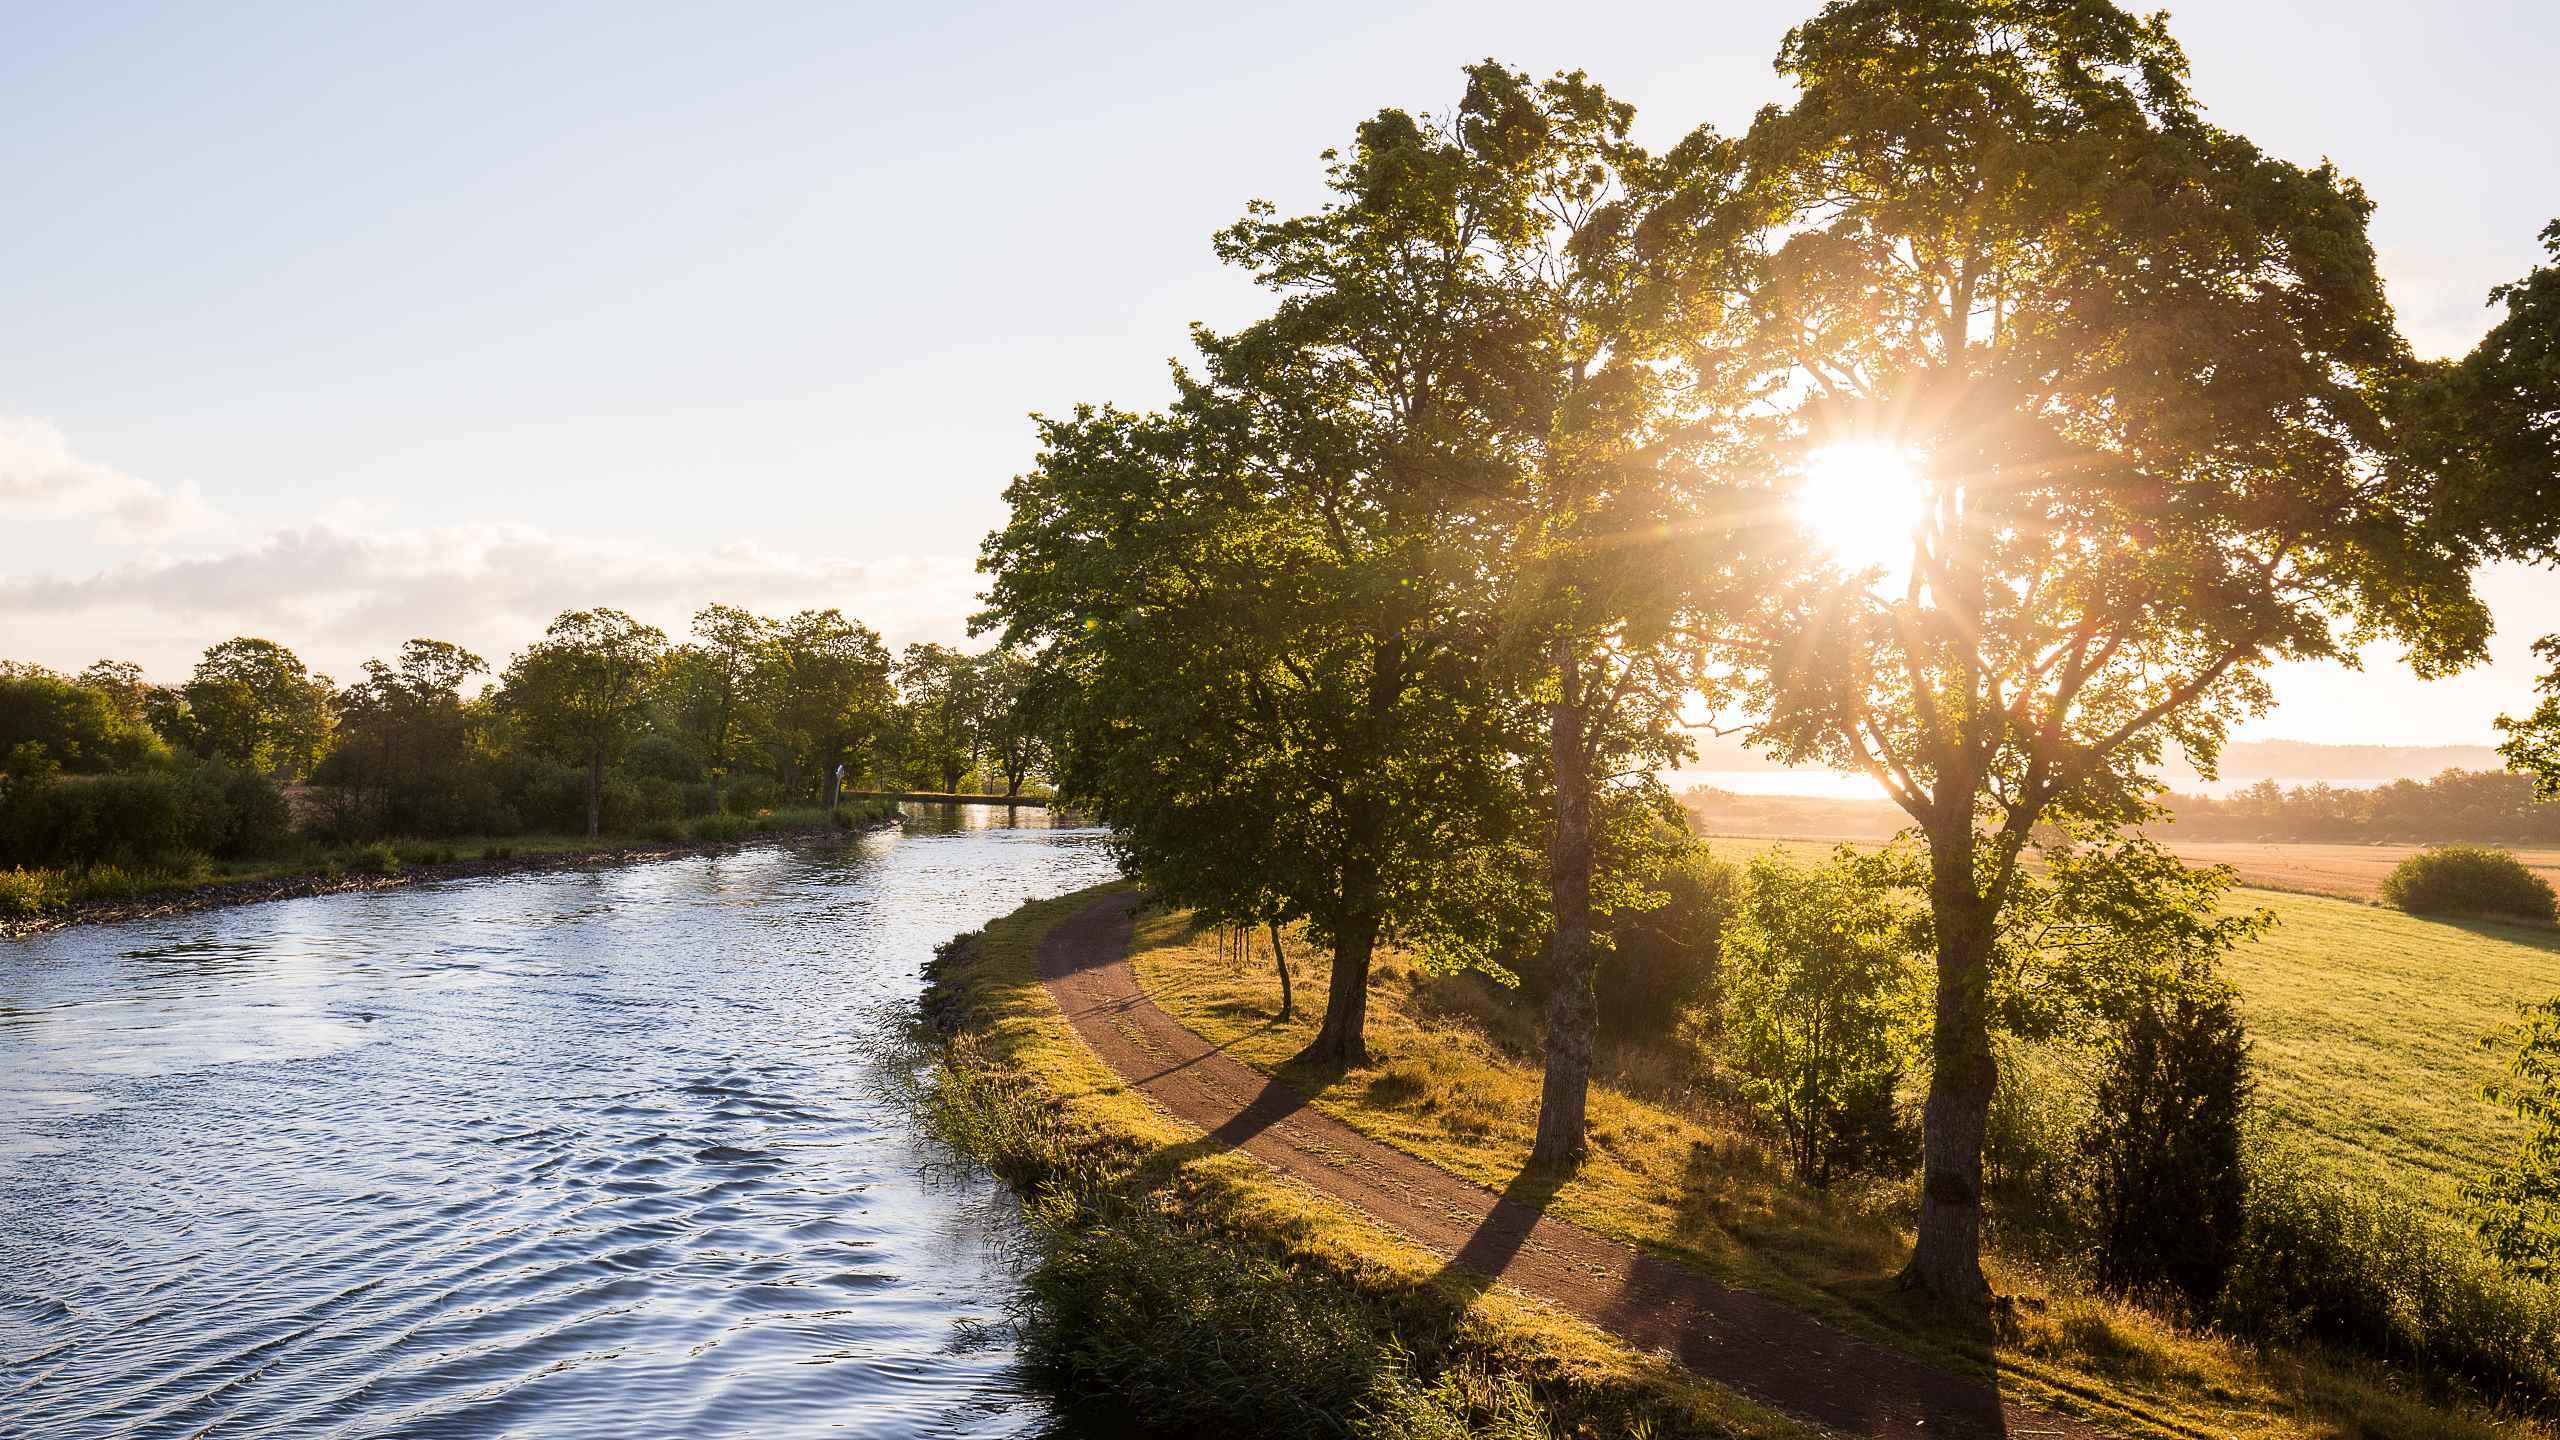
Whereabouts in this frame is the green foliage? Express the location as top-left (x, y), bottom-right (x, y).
top-left (497, 609), bottom-right (667, 837)
top-left (1987, 835), bottom-right (2275, 1044)
top-left (981, 397), bottom-right (1541, 1063)
top-left (2378, 844), bottom-right (2558, 922)
top-left (765, 608), bottom-right (895, 806)
top-left (1720, 846), bottom-right (1921, 1187)
top-left (345, 841), bottom-right (400, 875)
top-left (641, 817), bottom-right (685, 843)
top-left (1721, 0), bottom-right (2498, 1299)
top-left (0, 661), bottom-right (171, 773)
top-left (896, 642), bottom-right (981, 794)
top-left (2167, 767), bottom-right (2560, 843)
top-left (2220, 1144), bottom-right (2560, 1403)
top-left (0, 759), bottom-right (290, 867)
top-left (181, 637), bottom-right (335, 780)
top-left (2082, 983), bottom-right (2253, 1313)
top-left (0, 867), bottom-right (59, 917)
top-left (1593, 844), bottom-right (1737, 1044)
top-left (688, 813), bottom-right (751, 845)
top-left (2463, 996), bottom-right (2560, 1280)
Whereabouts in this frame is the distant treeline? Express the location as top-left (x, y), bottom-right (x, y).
top-left (2163, 769), bottom-right (2560, 844)
top-left (0, 605), bottom-right (1048, 873)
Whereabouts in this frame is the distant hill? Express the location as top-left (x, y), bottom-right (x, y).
top-left (2189, 740), bottom-right (2505, 784)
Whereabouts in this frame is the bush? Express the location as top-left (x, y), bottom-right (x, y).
top-left (346, 841), bottom-right (400, 875)
top-left (689, 814), bottom-right (750, 845)
top-left (2379, 844), bottom-right (2556, 921)
top-left (0, 760), bottom-right (290, 867)
top-left (2220, 1145), bottom-right (2560, 1402)
top-left (1720, 847), bottom-right (1920, 1187)
top-left (2082, 984), bottom-right (2253, 1313)
top-left (641, 817), bottom-right (686, 843)
top-left (1596, 850), bottom-right (1736, 1043)
top-left (0, 867), bottom-right (60, 917)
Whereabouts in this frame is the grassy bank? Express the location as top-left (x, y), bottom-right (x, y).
top-left (1129, 908), bottom-right (2555, 1438)
top-left (922, 884), bottom-right (1819, 1440)
top-left (1, 801), bottom-right (899, 935)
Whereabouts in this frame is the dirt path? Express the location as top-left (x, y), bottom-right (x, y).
top-left (1039, 889), bottom-right (2109, 1440)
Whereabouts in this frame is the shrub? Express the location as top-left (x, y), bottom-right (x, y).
top-left (2219, 1144), bottom-right (2560, 1402)
top-left (2082, 983), bottom-right (2253, 1313)
top-left (347, 841), bottom-right (400, 875)
top-left (0, 867), bottom-right (60, 918)
top-left (1720, 847), bottom-right (1921, 1187)
top-left (2464, 996), bottom-right (2560, 1280)
top-left (1597, 849), bottom-right (1737, 1043)
top-left (689, 814), bottom-right (750, 845)
top-left (641, 818), bottom-right (686, 843)
top-left (2378, 844), bottom-right (2556, 921)
top-left (1982, 1040), bottom-right (2097, 1255)
top-left (0, 760), bottom-right (289, 867)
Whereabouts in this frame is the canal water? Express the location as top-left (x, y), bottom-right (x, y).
top-left (0, 810), bottom-right (1119, 1438)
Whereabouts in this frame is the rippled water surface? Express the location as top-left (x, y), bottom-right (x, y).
top-left (0, 811), bottom-right (1119, 1438)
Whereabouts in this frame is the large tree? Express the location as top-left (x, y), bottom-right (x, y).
top-left (500, 609), bottom-right (667, 837)
top-left (1395, 64), bottom-right (1767, 1169)
top-left (768, 609), bottom-right (894, 808)
top-left (897, 643), bottom-right (981, 794)
top-left (969, 646), bottom-right (1048, 799)
top-left (983, 394), bottom-right (1540, 1067)
top-left (666, 603), bottom-right (777, 814)
top-left (329, 639), bottom-right (486, 834)
top-left (183, 637), bottom-right (335, 781)
top-left (1723, 0), bottom-right (2494, 1304)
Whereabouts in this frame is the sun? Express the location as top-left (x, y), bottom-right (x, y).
top-left (1796, 442), bottom-right (1927, 577)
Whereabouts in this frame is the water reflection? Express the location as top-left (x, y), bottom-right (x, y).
top-left (0, 821), bottom-right (1119, 1438)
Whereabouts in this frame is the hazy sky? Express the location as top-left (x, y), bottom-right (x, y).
top-left (5, 0), bottom-right (2555, 744)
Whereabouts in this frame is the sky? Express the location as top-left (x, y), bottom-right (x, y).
top-left (3, 0), bottom-right (2555, 745)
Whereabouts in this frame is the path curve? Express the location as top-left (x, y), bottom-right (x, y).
top-left (1039, 889), bottom-right (2106, 1440)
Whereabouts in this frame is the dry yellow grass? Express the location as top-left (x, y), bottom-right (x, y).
top-left (932, 884), bottom-right (1820, 1440)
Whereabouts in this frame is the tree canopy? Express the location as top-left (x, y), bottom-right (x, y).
top-left (1718, 0), bottom-right (2493, 1303)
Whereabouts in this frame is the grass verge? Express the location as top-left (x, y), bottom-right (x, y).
top-left (922, 883), bottom-right (1824, 1440)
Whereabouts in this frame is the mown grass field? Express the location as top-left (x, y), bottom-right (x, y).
top-left (1693, 833), bottom-right (2556, 1210)
top-left (1131, 910), bottom-right (2550, 1439)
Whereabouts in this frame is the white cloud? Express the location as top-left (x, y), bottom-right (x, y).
top-left (0, 416), bottom-right (220, 541)
top-left (0, 521), bottom-right (986, 680)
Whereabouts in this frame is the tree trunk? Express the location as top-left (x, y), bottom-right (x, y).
top-left (822, 761), bottom-right (841, 811)
top-left (1269, 921), bottom-right (1294, 1023)
top-left (1531, 639), bottom-right (1596, 1171)
top-left (1302, 913), bottom-right (1376, 1066)
top-left (1900, 830), bottom-right (1999, 1309)
top-left (585, 753), bottom-right (604, 838)
top-left (710, 768), bottom-right (726, 818)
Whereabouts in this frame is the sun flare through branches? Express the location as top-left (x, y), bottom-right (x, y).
top-left (1795, 443), bottom-right (1928, 580)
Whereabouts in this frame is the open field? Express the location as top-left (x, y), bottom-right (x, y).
top-left (1684, 792), bottom-right (2560, 905)
top-left (2150, 839), bottom-right (2560, 904)
top-left (1695, 834), bottom-right (2556, 1206)
top-left (2225, 891), bottom-right (2554, 1204)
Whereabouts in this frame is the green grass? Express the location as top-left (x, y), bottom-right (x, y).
top-left (926, 884), bottom-right (1819, 1440)
top-left (2223, 891), bottom-right (2550, 1207)
top-left (1132, 908), bottom-right (2550, 1438)
top-left (1698, 835), bottom-right (2555, 1212)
